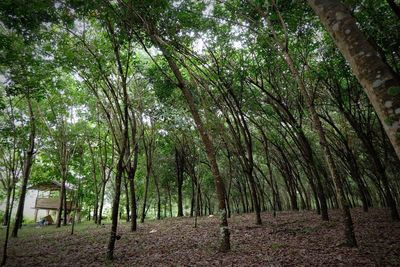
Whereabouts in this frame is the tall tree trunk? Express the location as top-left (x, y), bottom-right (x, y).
top-left (340, 108), bottom-right (400, 220)
top-left (98, 181), bottom-right (106, 225)
top-left (307, 0), bottom-right (400, 160)
top-left (106, 21), bottom-right (130, 259)
top-left (124, 175), bottom-right (130, 222)
top-left (290, 57), bottom-right (357, 246)
top-left (106, 155), bottom-right (124, 260)
top-left (149, 33), bottom-right (230, 252)
top-left (258, 4), bottom-right (357, 246)
top-left (190, 179), bottom-right (195, 217)
top-left (245, 170), bottom-right (262, 224)
top-left (141, 171), bottom-right (150, 223)
top-left (237, 182), bottom-right (246, 213)
top-left (56, 173), bottom-right (66, 228)
top-left (2, 187), bottom-right (12, 227)
top-left (88, 142), bottom-right (99, 224)
top-left (63, 186), bottom-right (68, 226)
top-left (128, 142), bottom-right (139, 231)
top-left (12, 97), bottom-right (35, 237)
top-left (154, 172), bottom-right (161, 220)
top-left (1, 182), bottom-right (16, 266)
top-left (175, 147), bottom-right (184, 217)
top-left (167, 184), bottom-right (173, 217)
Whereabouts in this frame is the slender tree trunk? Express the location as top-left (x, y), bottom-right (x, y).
top-left (149, 33), bottom-right (230, 251)
top-left (71, 179), bottom-right (80, 235)
top-left (298, 131), bottom-right (329, 219)
top-left (12, 98), bottom-right (35, 237)
top-left (130, 178), bottom-right (137, 229)
top-left (106, 156), bottom-right (124, 260)
top-left (98, 181), bottom-right (106, 225)
top-left (167, 184), bottom-right (173, 217)
top-left (2, 187), bottom-right (12, 226)
top-left (245, 170), bottom-right (262, 224)
top-left (307, 0), bottom-right (400, 160)
top-left (63, 186), bottom-right (68, 226)
top-left (56, 173), bottom-right (66, 228)
top-left (154, 172), bottom-right (161, 220)
top-left (237, 182), bottom-right (246, 213)
top-left (177, 177), bottom-right (183, 217)
top-left (93, 194), bottom-right (99, 224)
top-left (194, 180), bottom-right (199, 227)
top-left (190, 179), bottom-right (195, 217)
top-left (175, 147), bottom-right (184, 217)
top-left (128, 143), bottom-right (139, 231)
top-left (1, 183), bottom-right (16, 266)
top-left (124, 175), bottom-right (130, 222)
top-left (341, 108), bottom-right (399, 220)
top-left (88, 142), bottom-right (99, 224)
top-left (259, 4), bottom-right (357, 245)
top-left (307, 93), bottom-right (357, 247)
top-left (141, 171), bottom-right (150, 223)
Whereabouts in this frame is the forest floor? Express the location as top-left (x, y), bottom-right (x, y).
top-left (1, 208), bottom-right (400, 266)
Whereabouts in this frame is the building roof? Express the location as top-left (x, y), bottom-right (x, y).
top-left (28, 181), bottom-right (74, 191)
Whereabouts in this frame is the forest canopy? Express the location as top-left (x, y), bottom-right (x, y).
top-left (1, 0), bottom-right (400, 265)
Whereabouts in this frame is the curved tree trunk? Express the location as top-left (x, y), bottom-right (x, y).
top-left (258, 3), bottom-right (357, 246)
top-left (149, 33), bottom-right (230, 252)
top-left (307, 0), bottom-right (400, 161)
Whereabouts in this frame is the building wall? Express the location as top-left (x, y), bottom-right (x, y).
top-left (0, 189), bottom-right (54, 222)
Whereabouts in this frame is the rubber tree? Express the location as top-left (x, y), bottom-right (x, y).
top-left (122, 7), bottom-right (231, 250)
top-left (307, 0), bottom-right (400, 161)
top-left (11, 96), bottom-right (36, 237)
top-left (250, 0), bottom-right (358, 246)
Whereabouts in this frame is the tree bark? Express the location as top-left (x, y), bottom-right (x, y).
top-left (124, 175), bottom-right (130, 222)
top-left (128, 142), bottom-right (139, 231)
top-left (56, 174), bottom-right (66, 228)
top-left (258, 3), bottom-right (357, 246)
top-left (63, 184), bottom-right (68, 226)
top-left (149, 33), bottom-right (230, 252)
top-left (308, 0), bottom-right (400, 160)
top-left (2, 187), bottom-right (12, 227)
top-left (141, 170), bottom-right (150, 223)
top-left (98, 181), bottom-right (106, 225)
top-left (1, 182), bottom-right (16, 266)
top-left (154, 172), bottom-right (161, 220)
top-left (106, 156), bottom-right (124, 260)
top-left (12, 97), bottom-right (35, 237)
top-left (175, 146), bottom-right (184, 217)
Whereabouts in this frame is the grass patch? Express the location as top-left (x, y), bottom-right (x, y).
top-left (271, 243), bottom-right (286, 250)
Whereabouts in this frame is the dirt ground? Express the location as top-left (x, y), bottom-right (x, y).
top-left (2, 208), bottom-right (400, 266)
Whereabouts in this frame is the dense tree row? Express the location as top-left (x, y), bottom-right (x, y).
top-left (1, 0), bottom-right (399, 263)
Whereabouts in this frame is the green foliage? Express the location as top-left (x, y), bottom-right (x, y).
top-left (0, 0), bottom-right (399, 235)
top-left (387, 86), bottom-right (400, 96)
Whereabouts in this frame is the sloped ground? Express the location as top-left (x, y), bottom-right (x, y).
top-left (2, 208), bottom-right (400, 266)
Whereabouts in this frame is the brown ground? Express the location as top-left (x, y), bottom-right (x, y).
top-left (2, 208), bottom-right (400, 266)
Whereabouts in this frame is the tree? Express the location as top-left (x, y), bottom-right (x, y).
top-left (307, 0), bottom-right (400, 162)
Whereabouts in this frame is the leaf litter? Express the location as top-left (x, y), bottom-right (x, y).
top-left (1, 208), bottom-right (399, 266)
